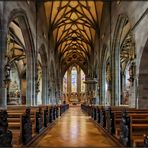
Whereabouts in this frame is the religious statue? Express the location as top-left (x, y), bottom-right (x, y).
top-left (124, 91), bottom-right (129, 105)
top-left (35, 65), bottom-right (40, 94)
top-left (106, 63), bottom-right (112, 91)
top-left (128, 62), bottom-right (135, 86)
top-left (4, 63), bottom-right (11, 79)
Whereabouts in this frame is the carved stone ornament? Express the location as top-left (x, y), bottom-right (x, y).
top-left (3, 63), bottom-right (11, 88)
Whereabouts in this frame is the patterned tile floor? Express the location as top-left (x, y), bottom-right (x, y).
top-left (30, 106), bottom-right (118, 147)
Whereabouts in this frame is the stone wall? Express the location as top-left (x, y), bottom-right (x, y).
top-left (97, 1), bottom-right (148, 108)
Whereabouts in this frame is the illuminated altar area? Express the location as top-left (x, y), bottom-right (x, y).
top-left (62, 65), bottom-right (86, 104)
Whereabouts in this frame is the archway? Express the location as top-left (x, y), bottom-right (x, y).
top-left (4, 12), bottom-right (35, 106)
top-left (112, 14), bottom-right (136, 106)
top-left (138, 39), bottom-right (148, 108)
top-left (5, 17), bottom-right (27, 105)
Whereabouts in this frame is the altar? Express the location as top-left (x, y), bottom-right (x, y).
top-left (69, 93), bottom-right (79, 103)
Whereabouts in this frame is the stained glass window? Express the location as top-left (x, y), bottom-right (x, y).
top-left (71, 67), bottom-right (77, 92)
top-left (63, 72), bottom-right (67, 93)
top-left (81, 70), bottom-right (85, 92)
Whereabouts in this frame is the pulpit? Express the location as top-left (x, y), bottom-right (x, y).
top-left (84, 77), bottom-right (98, 105)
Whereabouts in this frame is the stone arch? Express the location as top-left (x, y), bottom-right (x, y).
top-left (63, 62), bottom-right (87, 79)
top-left (111, 14), bottom-right (129, 106)
top-left (4, 9), bottom-right (35, 106)
top-left (138, 39), bottom-right (148, 108)
top-left (112, 14), bottom-right (136, 106)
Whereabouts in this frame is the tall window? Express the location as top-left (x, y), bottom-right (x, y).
top-left (71, 67), bottom-right (77, 92)
top-left (63, 72), bottom-right (67, 93)
top-left (81, 70), bottom-right (85, 92)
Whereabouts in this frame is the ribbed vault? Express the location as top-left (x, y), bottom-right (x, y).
top-left (44, 0), bottom-right (103, 71)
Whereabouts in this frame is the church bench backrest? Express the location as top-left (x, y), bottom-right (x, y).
top-left (120, 110), bottom-right (148, 147)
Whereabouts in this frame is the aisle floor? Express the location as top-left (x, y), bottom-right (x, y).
top-left (31, 106), bottom-right (118, 147)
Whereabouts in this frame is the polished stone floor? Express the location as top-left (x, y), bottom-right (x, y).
top-left (31, 106), bottom-right (118, 147)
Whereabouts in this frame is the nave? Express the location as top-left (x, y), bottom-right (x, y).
top-left (0, 1), bottom-right (148, 148)
top-left (31, 106), bottom-right (117, 148)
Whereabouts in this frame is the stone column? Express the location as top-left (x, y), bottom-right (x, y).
top-left (52, 80), bottom-right (56, 104)
top-left (0, 14), bottom-right (8, 109)
top-left (42, 66), bottom-right (47, 105)
top-left (0, 31), bottom-right (6, 109)
top-left (77, 68), bottom-right (81, 102)
top-left (45, 69), bottom-right (48, 104)
top-left (101, 63), bottom-right (106, 105)
top-left (26, 54), bottom-right (33, 106)
top-left (111, 50), bottom-right (120, 106)
top-left (0, 2), bottom-right (5, 109)
top-left (67, 69), bottom-right (71, 102)
top-left (48, 82), bottom-right (52, 104)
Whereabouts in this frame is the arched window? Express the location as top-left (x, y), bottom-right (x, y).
top-left (71, 67), bottom-right (77, 92)
top-left (81, 70), bottom-right (85, 92)
top-left (63, 72), bottom-right (67, 93)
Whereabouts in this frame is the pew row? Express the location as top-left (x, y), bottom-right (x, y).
top-left (81, 104), bottom-right (148, 147)
top-left (0, 104), bottom-right (70, 147)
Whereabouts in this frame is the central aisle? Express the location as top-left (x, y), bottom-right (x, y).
top-left (31, 106), bottom-right (118, 147)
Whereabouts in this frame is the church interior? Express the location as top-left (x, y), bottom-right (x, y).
top-left (0, 0), bottom-right (148, 147)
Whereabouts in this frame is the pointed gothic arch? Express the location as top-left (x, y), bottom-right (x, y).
top-left (4, 9), bottom-right (35, 106)
top-left (111, 14), bottom-right (136, 106)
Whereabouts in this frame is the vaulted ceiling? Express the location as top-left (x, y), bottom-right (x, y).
top-left (44, 0), bottom-right (103, 71)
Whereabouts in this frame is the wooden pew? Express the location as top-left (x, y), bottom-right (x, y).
top-left (81, 104), bottom-right (92, 116)
top-left (120, 110), bottom-right (148, 147)
top-left (0, 110), bottom-right (12, 147)
top-left (144, 134), bottom-right (148, 147)
top-left (39, 105), bottom-right (49, 127)
top-left (105, 107), bottom-right (148, 137)
top-left (81, 104), bottom-right (148, 147)
top-left (7, 107), bottom-right (39, 146)
top-left (6, 104), bottom-right (63, 147)
top-left (7, 106), bottom-right (38, 135)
